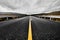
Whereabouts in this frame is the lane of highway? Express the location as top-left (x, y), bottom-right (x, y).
top-left (0, 16), bottom-right (29, 40)
top-left (31, 16), bottom-right (60, 40)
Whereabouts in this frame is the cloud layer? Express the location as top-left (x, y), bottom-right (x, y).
top-left (0, 0), bottom-right (60, 14)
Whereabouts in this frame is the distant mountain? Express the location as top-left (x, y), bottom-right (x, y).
top-left (31, 11), bottom-right (60, 16)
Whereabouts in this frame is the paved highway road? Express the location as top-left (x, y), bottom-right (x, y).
top-left (31, 16), bottom-right (60, 40)
top-left (0, 16), bottom-right (60, 40)
top-left (0, 17), bottom-right (29, 40)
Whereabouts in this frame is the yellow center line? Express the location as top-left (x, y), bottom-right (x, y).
top-left (28, 16), bottom-right (32, 40)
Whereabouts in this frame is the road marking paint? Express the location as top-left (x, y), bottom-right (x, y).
top-left (28, 16), bottom-right (32, 40)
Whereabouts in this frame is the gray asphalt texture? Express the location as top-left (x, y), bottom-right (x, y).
top-left (0, 17), bottom-right (29, 40)
top-left (0, 16), bottom-right (60, 40)
top-left (31, 16), bottom-right (60, 40)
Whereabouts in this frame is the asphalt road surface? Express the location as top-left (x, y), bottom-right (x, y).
top-left (31, 16), bottom-right (60, 40)
top-left (0, 16), bottom-right (60, 40)
top-left (0, 17), bottom-right (29, 40)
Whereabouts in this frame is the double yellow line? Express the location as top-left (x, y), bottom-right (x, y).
top-left (28, 16), bottom-right (32, 40)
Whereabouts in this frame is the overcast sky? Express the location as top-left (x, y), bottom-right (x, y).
top-left (0, 0), bottom-right (60, 14)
